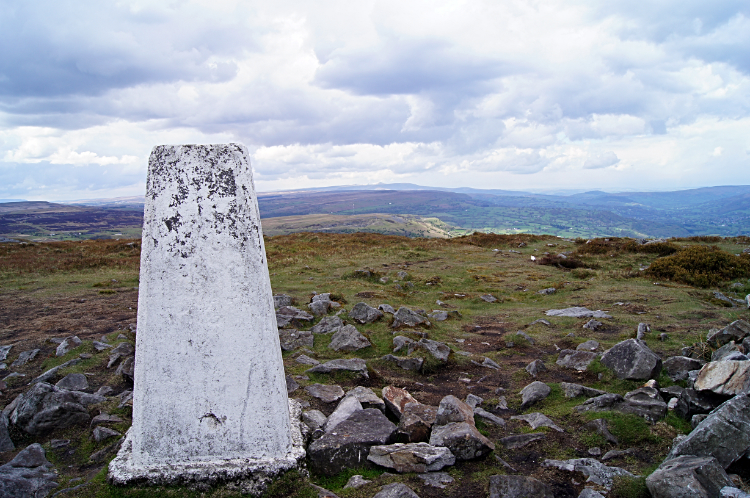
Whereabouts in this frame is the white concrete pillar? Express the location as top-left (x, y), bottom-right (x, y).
top-left (109, 144), bottom-right (303, 489)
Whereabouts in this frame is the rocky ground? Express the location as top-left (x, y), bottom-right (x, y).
top-left (1, 233), bottom-right (750, 497)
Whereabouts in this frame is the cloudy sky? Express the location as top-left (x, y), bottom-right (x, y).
top-left (1, 0), bottom-right (748, 200)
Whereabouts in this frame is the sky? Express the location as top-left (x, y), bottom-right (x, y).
top-left (0, 0), bottom-right (749, 201)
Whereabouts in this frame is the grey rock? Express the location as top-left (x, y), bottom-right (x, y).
top-left (349, 302), bottom-right (384, 324)
top-left (395, 403), bottom-right (437, 443)
top-left (427, 310), bottom-right (448, 321)
top-left (393, 335), bottom-right (414, 353)
top-left (602, 448), bottom-right (634, 461)
top-left (10, 382), bottom-right (89, 435)
top-left (311, 316), bottom-right (343, 334)
top-left (692, 414), bottom-right (709, 428)
top-left (0, 412), bottom-right (14, 452)
top-left (286, 375), bottom-right (299, 394)
top-left (538, 287), bottom-right (556, 295)
top-left (308, 409), bottom-right (396, 476)
top-left (674, 388), bottom-right (726, 420)
top-left (295, 354), bottom-right (319, 366)
top-left (577, 340), bottom-right (599, 351)
top-left (276, 306), bottom-right (314, 328)
top-left (623, 387), bottom-right (668, 423)
top-left (325, 396), bottom-right (363, 433)
top-left (546, 307), bottom-right (612, 318)
top-left (706, 320), bottom-right (750, 347)
top-left (520, 381), bottom-right (551, 409)
top-left (306, 358), bottom-right (369, 378)
top-left (511, 412), bottom-right (563, 432)
top-left (583, 418), bottom-right (618, 444)
top-left (712, 342), bottom-right (743, 362)
top-left (722, 351), bottom-right (749, 361)
top-left (418, 472), bottom-right (453, 489)
top-left (344, 386), bottom-right (385, 413)
top-left (543, 458), bottom-right (634, 489)
top-left (302, 410), bottom-right (327, 440)
top-left (525, 359), bottom-right (546, 378)
top-left (488, 475), bottom-right (554, 498)
top-left (408, 339), bottom-right (450, 362)
top-left (32, 359), bottom-right (81, 385)
top-left (0, 443), bottom-right (58, 498)
top-left (367, 443), bottom-right (455, 473)
top-left (667, 394), bottom-right (750, 468)
top-left (372, 483), bottom-right (420, 498)
top-left (530, 319), bottom-right (552, 327)
top-left (106, 342), bottom-right (134, 368)
top-left (55, 373), bottom-right (88, 391)
top-left (637, 322), bottom-right (650, 340)
top-left (578, 489), bottom-right (606, 498)
top-left (0, 345), bottom-right (11, 362)
top-left (480, 294), bottom-right (498, 303)
top-left (429, 422), bottom-right (494, 460)
top-left (499, 433), bottom-right (546, 449)
top-left (305, 384), bottom-right (345, 403)
top-left (480, 357), bottom-right (500, 370)
top-left (560, 382), bottom-right (607, 398)
top-left (92, 426), bottom-right (121, 442)
top-left (56, 336), bottom-right (81, 357)
top-left (557, 349), bottom-right (598, 371)
top-left (90, 413), bottom-right (123, 428)
top-left (382, 354), bottom-right (424, 371)
top-left (382, 386), bottom-right (418, 420)
top-left (515, 331), bottom-right (535, 344)
top-left (722, 487), bottom-right (750, 498)
top-left (694, 361), bottom-right (750, 395)
top-left (646, 455), bottom-right (732, 498)
top-left (92, 341), bottom-right (112, 351)
top-left (465, 393), bottom-right (483, 409)
top-left (279, 328), bottom-right (314, 351)
top-left (11, 349), bottom-right (40, 368)
top-left (308, 300), bottom-right (331, 316)
top-left (379, 304), bottom-right (396, 314)
top-left (600, 339), bottom-right (662, 380)
top-left (391, 307), bottom-right (430, 328)
top-left (115, 355), bottom-right (134, 383)
top-left (273, 294), bottom-right (293, 309)
top-left (95, 386), bottom-right (114, 397)
top-left (329, 325), bottom-right (371, 352)
top-left (583, 319), bottom-right (603, 331)
top-left (435, 395), bottom-right (474, 425)
top-left (665, 356), bottom-right (706, 381)
top-left (474, 407), bottom-right (505, 427)
top-left (8, 443), bottom-right (51, 468)
top-left (343, 475), bottom-right (371, 490)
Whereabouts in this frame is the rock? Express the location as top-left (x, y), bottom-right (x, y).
top-left (515, 331), bottom-right (535, 344)
top-left (10, 382), bottom-right (89, 435)
top-left (328, 325), bottom-right (371, 352)
top-left (56, 336), bottom-right (82, 357)
top-left (530, 319), bottom-right (552, 327)
top-left (694, 361), bottom-right (750, 395)
top-left (480, 357), bottom-right (500, 370)
top-left (305, 384), bottom-right (345, 403)
top-left (11, 349), bottom-right (40, 368)
top-left (95, 386), bottom-right (114, 397)
top-left (488, 475), bottom-right (554, 498)
top-left (279, 329), bottom-right (314, 351)
top-left (308, 409), bottom-right (396, 476)
top-left (395, 403), bottom-right (438, 443)
top-left (560, 382), bottom-right (607, 398)
top-left (90, 413), bottom-right (124, 428)
top-left (557, 350), bottom-right (598, 371)
top-left (637, 323), bottom-right (650, 340)
top-left (583, 418), bottom-right (618, 444)
top-left (520, 381), bottom-right (551, 409)
top-left (667, 394), bottom-right (750, 468)
top-left (393, 335), bottom-right (415, 353)
top-left (367, 443), bottom-right (455, 473)
top-left (382, 354), bottom-right (424, 371)
top-left (511, 412), bottom-right (563, 432)
top-left (55, 373), bottom-right (88, 391)
top-left (276, 306), bottom-right (314, 328)
top-left (577, 340), bottom-right (599, 351)
top-left (525, 359), bottom-right (546, 378)
top-left (0, 412), bottom-right (14, 452)
top-left (646, 455), bottom-right (733, 498)
top-left (349, 302), bottom-right (384, 324)
top-left (408, 339), bottom-right (450, 362)
top-left (583, 320), bottom-right (603, 331)
top-left (32, 358), bottom-right (81, 384)
top-left (499, 433), bottom-right (546, 449)
top-left (115, 355), bottom-right (134, 384)
top-left (543, 458), bottom-right (634, 490)
top-left (92, 426), bottom-right (121, 443)
top-left (107, 342), bottom-right (135, 368)
top-left (372, 483), bottom-right (420, 498)
top-left (706, 320), bottom-right (750, 347)
top-left (578, 489), bottom-right (606, 498)
top-left (311, 316), bottom-right (343, 334)
top-left (480, 294), bottom-right (498, 303)
top-left (546, 307), bottom-right (612, 318)
top-left (93, 341), bottom-right (112, 351)
top-left (712, 342), bottom-right (743, 362)
top-left (383, 386), bottom-right (418, 420)
top-left (0, 345), bottom-right (11, 362)
top-left (295, 354), bottom-right (319, 366)
top-left (722, 487), bottom-right (750, 498)
top-left (286, 376), bottom-right (299, 394)
top-left (273, 294), bottom-right (293, 309)
top-left (622, 387), bottom-right (668, 423)
top-left (344, 386), bottom-right (385, 413)
top-left (379, 304), bottom-right (396, 314)
top-left (474, 407), bottom-right (505, 427)
top-left (325, 396), bottom-right (363, 433)
top-left (0, 443), bottom-right (58, 498)
top-left (600, 339), bottom-right (662, 380)
top-left (665, 356), bottom-right (706, 381)
top-left (343, 475), bottom-right (371, 489)
top-left (418, 472), bottom-right (453, 489)
top-left (429, 422), bottom-right (494, 460)
top-left (427, 310), bottom-right (448, 321)
top-left (308, 300), bottom-right (331, 316)
top-left (674, 388), bottom-right (727, 420)
top-left (434, 395), bottom-right (474, 426)
top-left (465, 394), bottom-right (483, 409)
top-left (538, 288), bottom-right (556, 295)
top-left (306, 359), bottom-right (369, 378)
top-left (302, 410), bottom-right (327, 439)
top-left (391, 308), bottom-right (430, 328)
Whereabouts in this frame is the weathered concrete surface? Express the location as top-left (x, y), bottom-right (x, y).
top-left (108, 145), bottom-right (303, 489)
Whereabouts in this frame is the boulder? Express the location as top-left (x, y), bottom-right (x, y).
top-left (304, 384), bottom-right (345, 403)
top-left (711, 342), bottom-right (743, 362)
top-left (0, 443), bottom-right (58, 498)
top-left (107, 342), bottom-right (135, 368)
top-left (435, 395), bottom-right (474, 426)
top-left (273, 294), bottom-right (293, 309)
top-left (429, 422), bottom-right (494, 460)
top-left (373, 483), bottom-right (420, 498)
top-left (474, 407), bottom-right (505, 427)
top-left (308, 409), bottom-right (396, 476)
top-left (11, 349), bottom-right (40, 368)
top-left (560, 382), bottom-right (607, 398)
top-left (674, 389), bottom-right (727, 420)
top-left (311, 316), bottom-right (343, 334)
top-left (0, 412), bottom-right (14, 452)
top-left (520, 381), bottom-right (551, 409)
top-left (55, 373), bottom-right (88, 391)
top-left (344, 386), bottom-right (386, 413)
top-left (646, 455), bottom-right (733, 498)
top-left (706, 320), bottom-right (750, 347)
top-left (546, 307), bottom-right (612, 318)
top-left (694, 361), bottom-right (750, 395)
top-left (511, 412), bottom-right (563, 432)
top-left (349, 302), bottom-right (384, 324)
top-left (325, 396), bottom-right (363, 433)
top-left (543, 458), bottom-right (634, 489)
top-left (408, 339), bottom-right (450, 361)
top-left (382, 354), bottom-right (424, 372)
top-left (393, 336), bottom-right (415, 353)
top-left (55, 336), bottom-right (81, 357)
top-left (367, 443), bottom-right (455, 473)
top-left (395, 402), bottom-right (437, 443)
top-left (664, 356), bottom-right (706, 381)
top-left (10, 382), bottom-right (89, 435)
top-left (666, 394), bottom-right (750, 468)
top-left (328, 325), bottom-right (371, 352)
top-left (391, 308), bottom-right (430, 328)
top-left (382, 386), bottom-right (418, 420)
top-left (92, 426), bottom-right (121, 443)
top-left (308, 300), bottom-right (331, 316)
top-left (488, 475), bottom-right (554, 498)
top-left (577, 340), bottom-right (600, 351)
top-left (306, 359), bottom-right (369, 378)
top-left (278, 329), bottom-right (314, 351)
top-left (557, 350), bottom-right (598, 371)
top-left (379, 304), bottom-right (396, 314)
top-left (600, 339), bottom-right (662, 380)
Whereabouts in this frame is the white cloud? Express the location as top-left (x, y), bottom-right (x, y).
top-left (584, 151), bottom-right (620, 169)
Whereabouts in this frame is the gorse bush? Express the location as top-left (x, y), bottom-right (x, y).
top-left (646, 245), bottom-right (750, 288)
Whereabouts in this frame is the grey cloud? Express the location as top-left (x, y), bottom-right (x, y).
top-left (584, 151), bottom-right (619, 169)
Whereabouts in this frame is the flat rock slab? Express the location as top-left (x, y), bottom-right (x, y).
top-left (307, 359), bottom-right (369, 378)
top-left (474, 407), bottom-right (505, 427)
top-left (543, 458), bottom-right (634, 490)
top-left (489, 474), bottom-right (554, 498)
top-left (418, 472), bottom-right (454, 489)
top-left (499, 433), bottom-right (546, 449)
top-left (546, 307), bottom-right (612, 318)
top-left (279, 329), bottom-right (314, 351)
top-left (305, 384), bottom-right (345, 403)
top-left (646, 455), bottom-right (732, 498)
top-left (55, 373), bottom-right (89, 391)
top-left (11, 349), bottom-right (40, 368)
top-left (557, 350), bottom-right (598, 371)
top-left (391, 307), bottom-right (430, 328)
top-left (344, 386), bottom-right (386, 413)
top-left (694, 361), bottom-right (750, 395)
top-left (511, 412), bottom-right (563, 432)
top-left (325, 396), bottom-right (362, 433)
top-left (329, 325), bottom-right (371, 352)
top-left (600, 339), bottom-right (662, 380)
top-left (429, 422), bottom-right (494, 460)
top-left (311, 316), bottom-right (343, 334)
top-left (382, 354), bottom-right (424, 372)
top-left (367, 443), bottom-right (455, 473)
top-left (560, 382), bottom-right (607, 398)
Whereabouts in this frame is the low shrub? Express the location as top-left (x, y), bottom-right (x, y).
top-left (537, 254), bottom-right (586, 269)
top-left (646, 245), bottom-right (750, 287)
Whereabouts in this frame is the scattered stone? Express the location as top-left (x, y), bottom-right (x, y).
top-left (0, 345), bottom-right (11, 361)
top-left (694, 361), bottom-right (750, 395)
top-left (308, 409), bottom-right (396, 476)
top-left (273, 294), bottom-right (293, 309)
top-left (10, 382), bottom-right (89, 435)
top-left (286, 375), bottom-right (300, 394)
top-left (11, 349), bottom-right (40, 368)
top-left (308, 300), bottom-right (331, 316)
top-left (465, 394), bottom-right (483, 409)
top-left (601, 448), bottom-right (635, 461)
top-left (305, 384), bottom-right (345, 403)
top-left (560, 382), bottom-right (607, 398)
top-left (499, 433), bottom-right (546, 449)
top-left (435, 395), bottom-right (475, 425)
top-left (530, 319), bottom-right (552, 327)
top-left (115, 356), bottom-right (134, 384)
top-left (579, 488), bottom-right (606, 498)
top-left (382, 354), bottom-right (424, 371)
top-left (588, 447), bottom-right (602, 456)
top-left (646, 455), bottom-right (733, 498)
top-left (379, 304), bottom-right (396, 314)
top-left (515, 331), bottom-right (535, 344)
top-left (637, 323), bottom-right (650, 340)
top-left (674, 388), bottom-right (726, 419)
top-left (474, 407), bottom-right (505, 427)
top-left (543, 458), bottom-right (634, 489)
top-left (583, 320), bottom-right (603, 331)
top-left (306, 358), bottom-right (369, 378)
top-left (538, 288), bottom-right (556, 295)
top-left (31, 359), bottom-right (82, 385)
top-left (56, 336), bottom-right (82, 357)
top-left (392, 336), bottom-right (415, 353)
top-left (408, 339), bottom-right (450, 362)
top-left (546, 307), bottom-right (612, 319)
top-left (279, 329), bottom-right (314, 351)
top-left (418, 472), bottom-right (453, 489)
top-left (344, 386), bottom-right (385, 413)
top-left (583, 418), bottom-right (618, 444)
top-left (311, 316), bottom-right (343, 334)
top-left (706, 320), bottom-right (750, 347)
top-left (395, 402), bottom-right (438, 443)
top-left (557, 350), bottom-right (598, 371)
top-left (295, 354), bottom-right (319, 366)
top-left (372, 483), bottom-right (420, 498)
top-left (55, 373), bottom-right (88, 391)
top-left (480, 294), bottom-right (498, 303)
top-left (391, 307), bottom-right (430, 328)
top-left (107, 342), bottom-right (135, 368)
top-left (383, 386), bottom-right (418, 420)
top-left (90, 413), bottom-right (124, 428)
top-left (511, 412), bottom-right (563, 432)
top-left (428, 310), bottom-right (448, 321)
top-left (325, 396), bottom-right (363, 433)
top-left (343, 475), bottom-right (371, 489)
top-left (691, 414), bottom-right (709, 428)
top-left (95, 386), bottom-right (114, 397)
top-left (722, 487), bottom-right (750, 498)
top-left (276, 306), bottom-right (315, 328)
top-left (92, 426), bottom-right (121, 443)
top-left (712, 342), bottom-right (743, 362)
top-left (525, 359), bottom-right (546, 378)
top-left (349, 302), bottom-right (384, 324)
top-left (429, 422), bottom-right (494, 460)
top-left (577, 340), bottom-right (599, 351)
top-left (664, 356), bottom-right (706, 381)
top-left (600, 339), bottom-right (662, 380)
top-left (302, 410), bottom-right (327, 440)
top-left (0, 412), bottom-right (13, 452)
top-left (93, 341), bottom-right (113, 351)
top-left (488, 475), bottom-right (554, 498)
top-left (0, 443), bottom-right (58, 498)
top-left (367, 443), bottom-right (455, 473)
top-left (520, 381), bottom-right (551, 409)
top-left (328, 325), bottom-right (371, 352)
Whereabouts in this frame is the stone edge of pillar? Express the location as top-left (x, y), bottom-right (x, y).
top-left (107, 400), bottom-right (307, 493)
